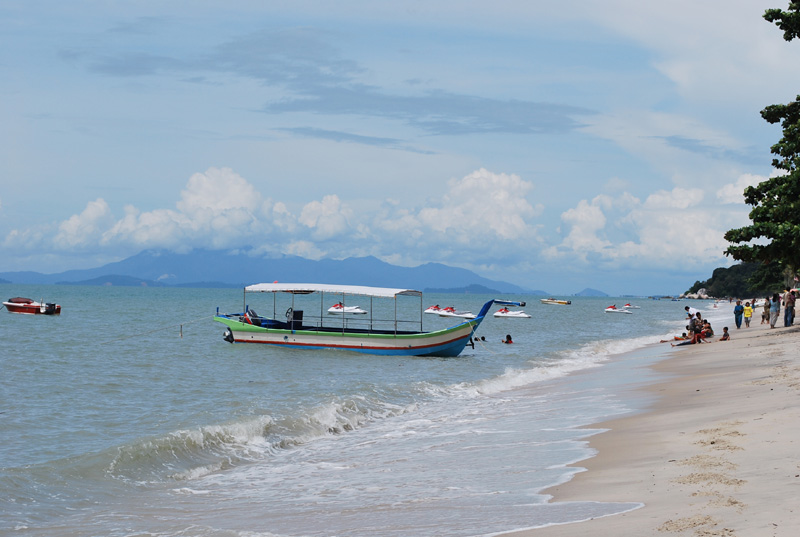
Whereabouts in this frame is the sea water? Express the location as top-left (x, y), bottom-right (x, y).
top-left (0, 285), bottom-right (735, 536)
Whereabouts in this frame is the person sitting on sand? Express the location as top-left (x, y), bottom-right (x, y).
top-left (502, 334), bottom-right (513, 344)
top-left (675, 316), bottom-right (708, 346)
top-left (660, 332), bottom-right (689, 343)
top-left (672, 328), bottom-right (708, 346)
top-left (701, 321), bottom-right (714, 338)
top-left (719, 327), bottom-right (730, 341)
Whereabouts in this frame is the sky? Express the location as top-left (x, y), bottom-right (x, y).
top-left (2, 1), bottom-right (799, 296)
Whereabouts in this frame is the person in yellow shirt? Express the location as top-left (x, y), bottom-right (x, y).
top-left (743, 301), bottom-right (753, 327)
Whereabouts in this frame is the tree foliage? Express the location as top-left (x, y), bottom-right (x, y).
top-left (724, 3), bottom-right (800, 275)
top-left (764, 2), bottom-right (800, 41)
top-left (686, 262), bottom-right (785, 298)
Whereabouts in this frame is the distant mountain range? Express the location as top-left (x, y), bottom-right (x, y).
top-left (0, 249), bottom-right (550, 294)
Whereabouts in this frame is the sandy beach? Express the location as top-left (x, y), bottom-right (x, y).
top-left (500, 318), bottom-right (800, 537)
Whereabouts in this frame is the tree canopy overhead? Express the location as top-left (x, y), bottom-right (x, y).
top-left (764, 2), bottom-right (800, 41)
top-left (724, 2), bottom-right (800, 276)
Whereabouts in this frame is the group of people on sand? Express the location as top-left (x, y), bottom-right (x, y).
top-left (664, 289), bottom-right (798, 347)
top-left (664, 307), bottom-right (729, 346)
top-left (732, 287), bottom-right (796, 330)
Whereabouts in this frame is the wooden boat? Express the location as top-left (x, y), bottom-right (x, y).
top-left (540, 298), bottom-right (571, 305)
top-left (215, 283), bottom-right (520, 357)
top-left (3, 297), bottom-right (61, 315)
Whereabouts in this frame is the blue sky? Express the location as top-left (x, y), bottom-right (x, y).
top-left (2, 1), bottom-right (799, 295)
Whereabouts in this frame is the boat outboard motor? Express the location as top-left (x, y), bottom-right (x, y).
top-left (43, 303), bottom-right (57, 314)
top-left (288, 309), bottom-right (303, 330)
top-left (223, 328), bottom-right (234, 343)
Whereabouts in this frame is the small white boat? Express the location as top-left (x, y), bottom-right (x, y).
top-left (327, 303), bottom-right (368, 315)
top-left (493, 307), bottom-right (531, 318)
top-left (622, 303), bottom-right (640, 309)
top-left (540, 298), bottom-right (571, 305)
top-left (437, 306), bottom-right (476, 319)
top-left (605, 305), bottom-right (633, 314)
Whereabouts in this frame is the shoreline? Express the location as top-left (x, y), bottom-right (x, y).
top-left (499, 320), bottom-right (800, 536)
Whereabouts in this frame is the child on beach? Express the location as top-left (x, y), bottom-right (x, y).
top-left (719, 327), bottom-right (730, 341)
top-left (743, 302), bottom-right (753, 327)
top-left (660, 332), bottom-right (689, 343)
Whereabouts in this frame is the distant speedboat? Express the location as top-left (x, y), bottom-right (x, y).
top-left (327, 303), bottom-right (368, 315)
top-left (540, 298), bottom-right (571, 305)
top-left (605, 305), bottom-right (632, 314)
top-left (493, 307), bottom-right (531, 318)
top-left (437, 306), bottom-right (477, 319)
top-left (3, 297), bottom-right (61, 315)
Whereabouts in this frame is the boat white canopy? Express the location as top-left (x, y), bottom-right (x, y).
top-left (244, 283), bottom-right (422, 299)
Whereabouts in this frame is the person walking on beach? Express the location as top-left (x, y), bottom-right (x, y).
top-left (733, 300), bottom-right (744, 329)
top-left (762, 297), bottom-right (770, 324)
top-left (770, 293), bottom-right (781, 328)
top-left (743, 301), bottom-right (753, 327)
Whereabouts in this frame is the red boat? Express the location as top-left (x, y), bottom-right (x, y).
top-left (3, 297), bottom-right (61, 315)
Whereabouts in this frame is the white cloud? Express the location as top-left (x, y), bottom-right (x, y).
top-left (102, 205), bottom-right (189, 249)
top-left (717, 173), bottom-right (765, 204)
top-left (3, 227), bottom-right (47, 249)
top-left (285, 240), bottom-right (326, 260)
top-left (416, 168), bottom-right (541, 242)
top-left (54, 198), bottom-right (115, 248)
top-left (545, 186), bottom-right (740, 270)
top-left (556, 199), bottom-right (611, 253)
top-left (299, 194), bottom-right (353, 240)
top-left (643, 187), bottom-right (704, 210)
top-left (99, 167), bottom-right (290, 249)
